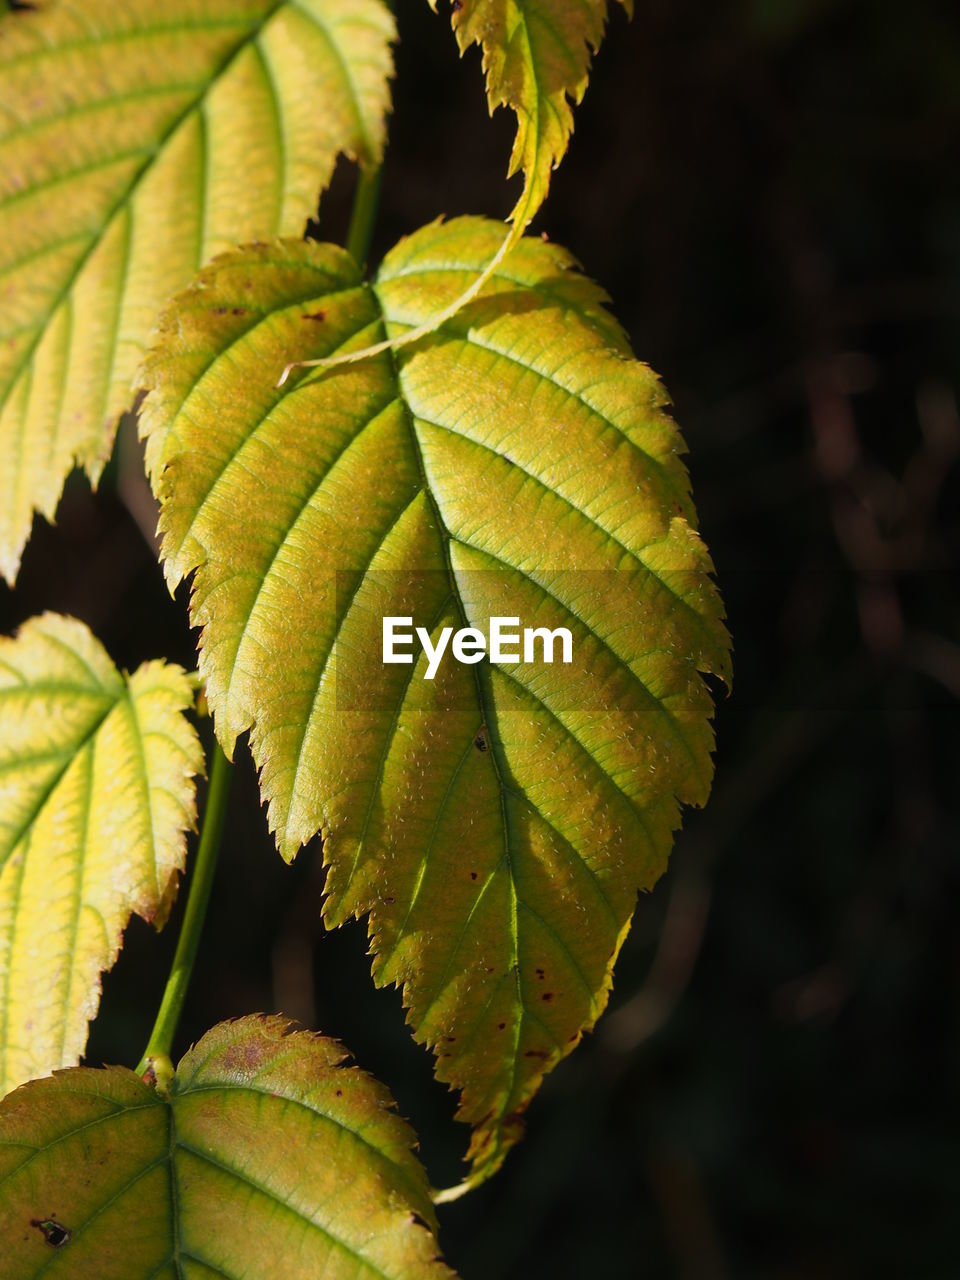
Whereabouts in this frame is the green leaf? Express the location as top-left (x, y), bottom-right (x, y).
top-left (0, 0), bottom-right (395, 585)
top-left (0, 1015), bottom-right (455, 1278)
top-left (139, 217), bottom-right (731, 1184)
top-left (0, 614), bottom-right (202, 1098)
top-left (433, 0), bottom-right (630, 228)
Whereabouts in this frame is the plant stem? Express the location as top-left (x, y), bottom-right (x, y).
top-left (136, 741), bottom-right (231, 1085)
top-left (345, 163), bottom-right (383, 269)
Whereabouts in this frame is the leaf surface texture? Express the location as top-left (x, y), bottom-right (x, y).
top-left (140, 217), bottom-right (731, 1181)
top-left (0, 1016), bottom-right (454, 1278)
top-left (0, 614), bottom-right (202, 1096)
top-left (0, 0), bottom-right (395, 582)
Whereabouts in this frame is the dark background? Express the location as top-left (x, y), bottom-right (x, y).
top-left (3, 0), bottom-right (959, 1275)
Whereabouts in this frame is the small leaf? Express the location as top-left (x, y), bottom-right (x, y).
top-left (0, 0), bottom-right (395, 584)
top-left (0, 1016), bottom-right (455, 1279)
top-left (0, 614), bottom-right (202, 1097)
top-left (140, 217), bottom-right (730, 1183)
top-left (435, 0), bottom-right (629, 228)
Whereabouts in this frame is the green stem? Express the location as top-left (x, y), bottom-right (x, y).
top-left (136, 741), bottom-right (231, 1086)
top-left (345, 163), bottom-right (383, 269)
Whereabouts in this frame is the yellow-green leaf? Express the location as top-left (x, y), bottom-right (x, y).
top-left (434, 0), bottom-right (629, 228)
top-left (0, 1015), bottom-right (455, 1279)
top-left (0, 0), bottom-right (395, 585)
top-left (139, 217), bottom-right (731, 1185)
top-left (0, 613), bottom-right (202, 1097)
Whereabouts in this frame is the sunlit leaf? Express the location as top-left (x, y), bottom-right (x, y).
top-left (0, 1015), bottom-right (455, 1279)
top-left (0, 613), bottom-right (202, 1097)
top-left (140, 217), bottom-right (731, 1185)
top-left (0, 0), bottom-right (395, 584)
top-left (433, 0), bottom-right (630, 228)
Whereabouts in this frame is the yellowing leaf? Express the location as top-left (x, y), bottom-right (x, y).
top-left (0, 613), bottom-right (202, 1097)
top-left (0, 1015), bottom-right (455, 1279)
top-left (139, 217), bottom-right (731, 1185)
top-left (436, 0), bottom-right (629, 228)
top-left (0, 0), bottom-right (395, 585)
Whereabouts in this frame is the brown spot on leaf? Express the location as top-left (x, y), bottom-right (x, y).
top-left (474, 729), bottom-right (488, 752)
top-left (541, 992), bottom-right (553, 1001)
top-left (524, 1049), bottom-right (549, 1059)
top-left (223, 1038), bottom-right (268, 1073)
top-left (231, 307), bottom-right (246, 316)
top-left (302, 310), bottom-right (326, 322)
top-left (470, 871), bottom-right (478, 881)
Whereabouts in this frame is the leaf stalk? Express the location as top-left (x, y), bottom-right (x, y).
top-left (136, 739), bottom-right (231, 1082)
top-left (345, 162), bottom-right (383, 270)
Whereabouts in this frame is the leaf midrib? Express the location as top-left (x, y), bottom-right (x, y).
top-left (54, 740), bottom-right (98, 1063)
top-left (381, 318), bottom-right (528, 1133)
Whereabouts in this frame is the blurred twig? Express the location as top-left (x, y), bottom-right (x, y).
top-left (603, 661), bottom-right (873, 1053)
